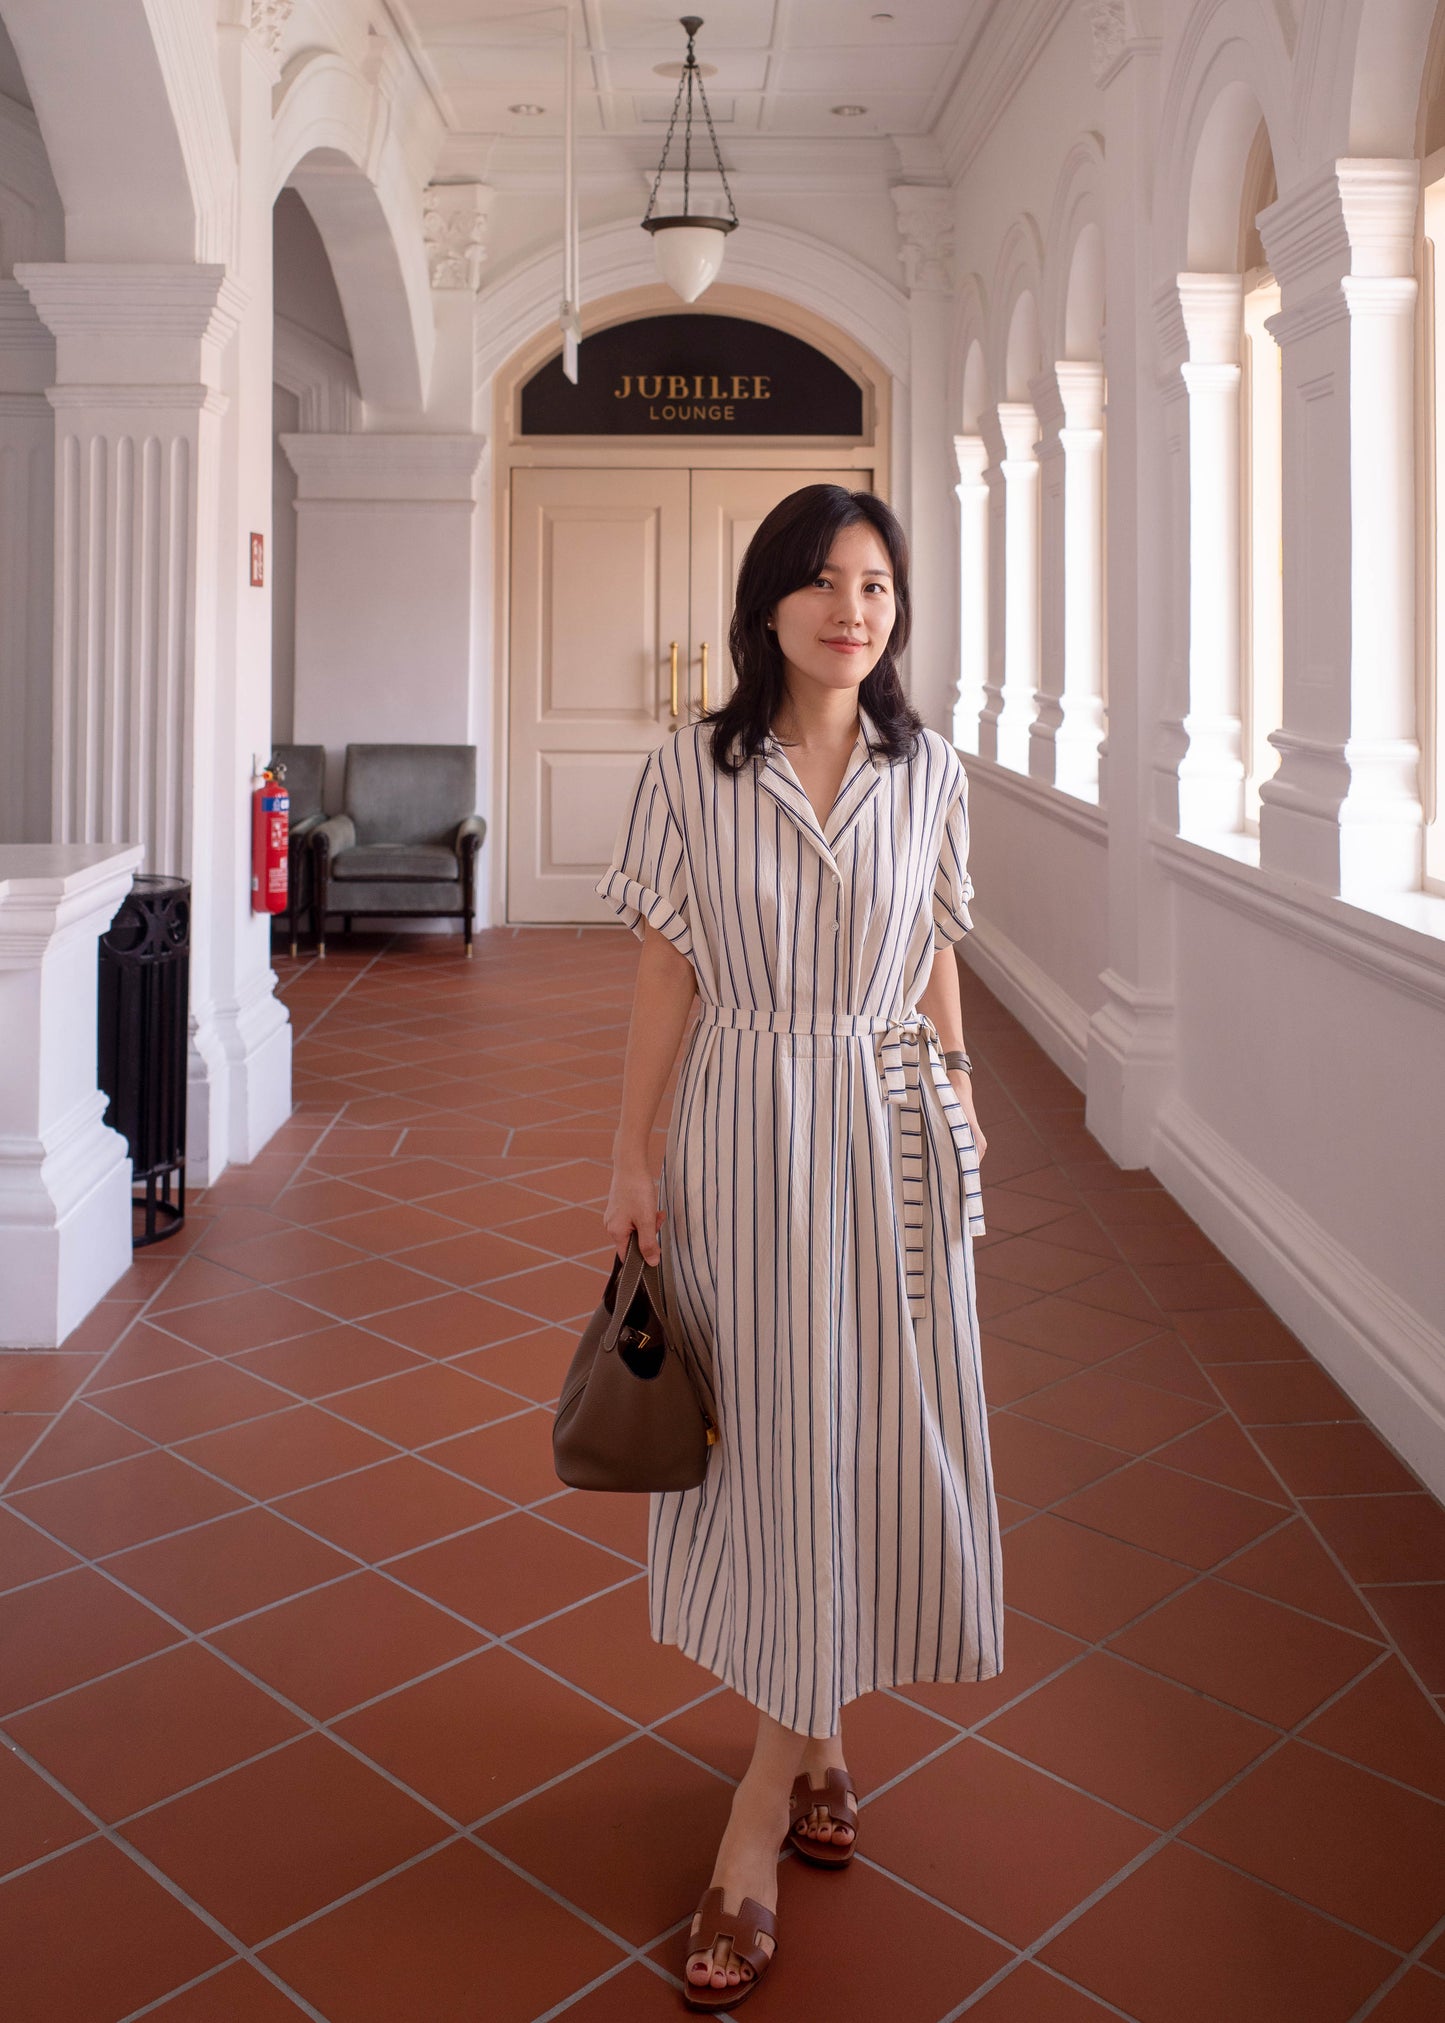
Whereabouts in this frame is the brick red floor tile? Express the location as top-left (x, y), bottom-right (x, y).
top-left (1183, 1739), bottom-right (1445, 1949)
top-left (513, 1578), bottom-right (717, 1723)
top-left (980, 1334), bottom-right (1083, 1405)
top-left (390, 1509), bottom-right (633, 1635)
top-left (1173, 1306), bottom-right (1311, 1361)
top-left (1214, 1518), bottom-right (1383, 1635)
top-left (102, 1506), bottom-right (355, 1630)
top-left (1060, 1265), bottom-right (1168, 1323)
top-left (0, 1836), bottom-right (234, 2023)
top-left (1107, 1332), bottom-right (1220, 1402)
top-left (987, 1414), bottom-right (1129, 1507)
top-left (2, 1401), bottom-right (151, 1490)
top-left (142, 1961), bottom-right (314, 2019)
top-left (272, 1454), bottom-right (507, 1561)
top-left (82, 1322), bottom-right (210, 1389)
top-left (173, 1403), bottom-right (396, 1499)
top-left (893, 1607), bottom-right (1089, 1727)
top-left (84, 1360), bottom-right (295, 1444)
top-left (1361, 1584), bottom-right (1445, 1692)
top-left (0, 1740), bottom-right (95, 1875)
top-left (146, 1255), bottom-right (256, 1312)
top-left (0, 1502), bottom-right (79, 1589)
top-left (320, 1363), bottom-right (522, 1447)
top-left (1251, 1421), bottom-right (1422, 1497)
top-left (1302, 1492), bottom-right (1445, 1585)
top-left (1108, 1577), bottom-right (1381, 1727)
top-left (971, 1235), bottom-right (1116, 1295)
top-left (208, 1568), bottom-right (485, 1718)
top-left (6, 1640), bottom-right (304, 1821)
top-left (229, 1324), bottom-right (426, 1397)
top-left (423, 1405), bottom-right (565, 1503)
top-left (1300, 1657), bottom-right (1445, 1801)
top-left (334, 1645), bottom-right (631, 1820)
top-left (1207, 1360), bottom-right (1361, 1425)
top-left (156, 1289), bottom-right (332, 1355)
top-left (1134, 1263), bottom-right (1266, 1311)
top-left (960, 1964), bottom-right (1133, 2021)
top-left (1363, 1973), bottom-right (1445, 2022)
top-left (547, 1960), bottom-right (700, 2023)
top-left (122, 1732), bottom-right (448, 1947)
top-left (483, 1734), bottom-right (740, 1947)
top-left (1150, 1413), bottom-right (1292, 1503)
top-left (864, 1734), bottom-right (1153, 1944)
top-left (1003, 1515), bottom-right (1195, 1641)
top-left (1012, 1368), bottom-right (1217, 1454)
top-left (541, 1485), bottom-right (651, 1562)
top-left (258, 1837), bottom-right (624, 2023)
top-left (1040, 1841), bottom-right (1394, 2023)
top-left (1053, 1460), bottom-right (1285, 1570)
top-left (456, 1324), bottom-right (580, 1403)
top-left (366, 1289), bottom-right (545, 1357)
top-left (988, 1293), bottom-right (1163, 1362)
top-left (7, 1448), bottom-right (247, 1558)
top-left (0, 1561), bottom-right (180, 1707)
top-left (276, 1258), bottom-right (444, 1321)
top-left (982, 1649), bottom-right (1275, 1828)
top-left (0, 1353), bottom-right (102, 1412)
top-left (218, 1227), bottom-right (367, 1285)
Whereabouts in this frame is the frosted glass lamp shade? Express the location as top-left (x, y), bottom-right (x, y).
top-left (643, 216), bottom-right (736, 303)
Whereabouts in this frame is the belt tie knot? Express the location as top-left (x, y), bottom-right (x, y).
top-left (875, 1012), bottom-right (940, 1319)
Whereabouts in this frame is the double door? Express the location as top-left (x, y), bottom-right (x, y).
top-left (507, 464), bottom-right (866, 923)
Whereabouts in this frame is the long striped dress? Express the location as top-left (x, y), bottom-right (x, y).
top-left (595, 704), bottom-right (1004, 1737)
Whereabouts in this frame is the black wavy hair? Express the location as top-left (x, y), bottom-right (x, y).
top-left (701, 484), bottom-right (923, 776)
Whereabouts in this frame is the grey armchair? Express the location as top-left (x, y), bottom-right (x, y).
top-left (270, 744), bottom-right (326, 958)
top-left (311, 744), bottom-right (486, 957)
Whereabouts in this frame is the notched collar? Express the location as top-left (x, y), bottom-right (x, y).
top-left (757, 705), bottom-right (891, 877)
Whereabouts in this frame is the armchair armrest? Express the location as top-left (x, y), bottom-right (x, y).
top-left (289, 810), bottom-right (327, 843)
top-left (312, 814), bottom-right (356, 860)
top-left (454, 814), bottom-right (487, 857)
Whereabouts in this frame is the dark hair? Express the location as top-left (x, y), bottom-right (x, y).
top-left (702, 484), bottom-right (923, 775)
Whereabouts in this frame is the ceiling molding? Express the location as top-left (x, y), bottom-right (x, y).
top-left (935, 0), bottom-right (1075, 186)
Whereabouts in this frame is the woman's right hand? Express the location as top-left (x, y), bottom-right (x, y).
top-left (604, 1157), bottom-right (664, 1267)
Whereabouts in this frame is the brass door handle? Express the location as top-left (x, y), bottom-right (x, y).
top-left (699, 641), bottom-right (709, 715)
top-left (669, 640), bottom-right (679, 722)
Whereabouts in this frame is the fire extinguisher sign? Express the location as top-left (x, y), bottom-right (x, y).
top-left (251, 763), bottom-right (290, 914)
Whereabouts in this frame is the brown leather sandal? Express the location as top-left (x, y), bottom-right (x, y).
top-left (785, 1765), bottom-right (859, 1869)
top-left (682, 1886), bottom-right (778, 2011)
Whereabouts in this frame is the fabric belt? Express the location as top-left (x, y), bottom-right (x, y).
top-left (697, 1002), bottom-right (959, 1320)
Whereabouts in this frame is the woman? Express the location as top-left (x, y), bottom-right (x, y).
top-left (595, 484), bottom-right (1003, 2009)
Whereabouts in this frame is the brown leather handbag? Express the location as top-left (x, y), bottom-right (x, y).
top-left (552, 1231), bottom-right (717, 1493)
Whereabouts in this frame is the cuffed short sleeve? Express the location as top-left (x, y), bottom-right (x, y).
top-left (931, 762), bottom-right (976, 950)
top-left (595, 748), bottom-right (695, 960)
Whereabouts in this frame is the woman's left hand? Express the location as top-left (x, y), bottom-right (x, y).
top-left (946, 1068), bottom-right (987, 1162)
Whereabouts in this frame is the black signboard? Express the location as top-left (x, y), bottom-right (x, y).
top-left (520, 314), bottom-right (864, 437)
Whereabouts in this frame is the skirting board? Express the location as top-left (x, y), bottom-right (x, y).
top-left (960, 914), bottom-right (1090, 1089)
top-left (1154, 1093), bottom-right (1445, 1502)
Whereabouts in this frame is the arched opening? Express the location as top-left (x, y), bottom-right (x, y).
top-left (0, 6), bottom-right (60, 845)
top-left (1239, 119), bottom-right (1284, 832)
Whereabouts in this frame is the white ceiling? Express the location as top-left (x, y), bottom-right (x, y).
top-left (393, 0), bottom-right (992, 144)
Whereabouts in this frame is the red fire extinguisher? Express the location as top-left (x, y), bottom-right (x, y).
top-left (251, 759), bottom-right (289, 915)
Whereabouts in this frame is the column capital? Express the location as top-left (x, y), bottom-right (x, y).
top-left (1031, 359), bottom-right (1106, 436)
top-left (953, 433), bottom-right (991, 486)
top-left (246, 0), bottom-right (295, 81)
top-left (1176, 272), bottom-right (1244, 363)
top-left (1084, 0), bottom-right (1161, 86)
top-left (1259, 159), bottom-right (1419, 298)
top-left (280, 431), bottom-right (487, 504)
top-left (994, 400), bottom-right (1039, 461)
top-left (891, 185), bottom-right (955, 296)
top-left (424, 183), bottom-right (494, 294)
top-left (13, 264), bottom-right (246, 388)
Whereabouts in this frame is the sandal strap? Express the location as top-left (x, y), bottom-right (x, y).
top-left (689, 1888), bottom-right (777, 1977)
top-left (788, 1765), bottom-right (858, 1834)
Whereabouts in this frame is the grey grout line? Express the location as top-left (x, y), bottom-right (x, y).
top-left (1346, 1915), bottom-right (1445, 2022)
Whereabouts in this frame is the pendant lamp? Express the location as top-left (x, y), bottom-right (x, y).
top-left (641, 16), bottom-right (738, 303)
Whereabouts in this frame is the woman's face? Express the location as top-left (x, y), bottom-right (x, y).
top-left (769, 520), bottom-right (897, 700)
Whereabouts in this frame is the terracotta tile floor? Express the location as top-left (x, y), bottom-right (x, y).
top-left (3, 929), bottom-right (1445, 2023)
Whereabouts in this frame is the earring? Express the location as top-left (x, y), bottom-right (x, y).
top-left (766, 620), bottom-right (776, 631)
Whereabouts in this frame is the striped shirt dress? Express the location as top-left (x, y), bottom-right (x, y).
top-left (595, 704), bottom-right (1004, 1737)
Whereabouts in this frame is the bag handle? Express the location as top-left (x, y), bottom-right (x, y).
top-left (612, 1229), bottom-right (718, 1442)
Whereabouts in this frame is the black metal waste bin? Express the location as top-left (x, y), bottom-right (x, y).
top-left (97, 874), bottom-right (190, 1247)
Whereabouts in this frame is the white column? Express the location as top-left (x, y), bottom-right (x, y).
top-left (1176, 273), bottom-right (1246, 837)
top-left (14, 263), bottom-right (252, 1184)
top-left (953, 434), bottom-right (990, 754)
top-left (1258, 160), bottom-right (1424, 897)
top-left (1031, 361), bottom-right (1106, 796)
top-left (0, 843), bottom-right (143, 1347)
top-left (0, 284), bottom-right (54, 845)
top-left (994, 400), bottom-right (1041, 772)
top-left (892, 184), bottom-right (957, 735)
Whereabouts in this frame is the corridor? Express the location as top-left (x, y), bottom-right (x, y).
top-left (2, 930), bottom-right (1443, 2023)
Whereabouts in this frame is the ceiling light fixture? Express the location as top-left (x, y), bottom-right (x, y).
top-left (640, 16), bottom-right (738, 303)
top-left (510, 103), bottom-right (545, 115)
top-left (832, 104), bottom-right (868, 117)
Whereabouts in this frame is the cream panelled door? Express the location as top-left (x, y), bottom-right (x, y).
top-left (688, 469), bottom-right (872, 714)
top-left (508, 465), bottom-right (870, 923)
top-left (508, 467), bottom-right (690, 924)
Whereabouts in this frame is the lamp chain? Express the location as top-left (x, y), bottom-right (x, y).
top-left (640, 17), bottom-right (738, 227)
